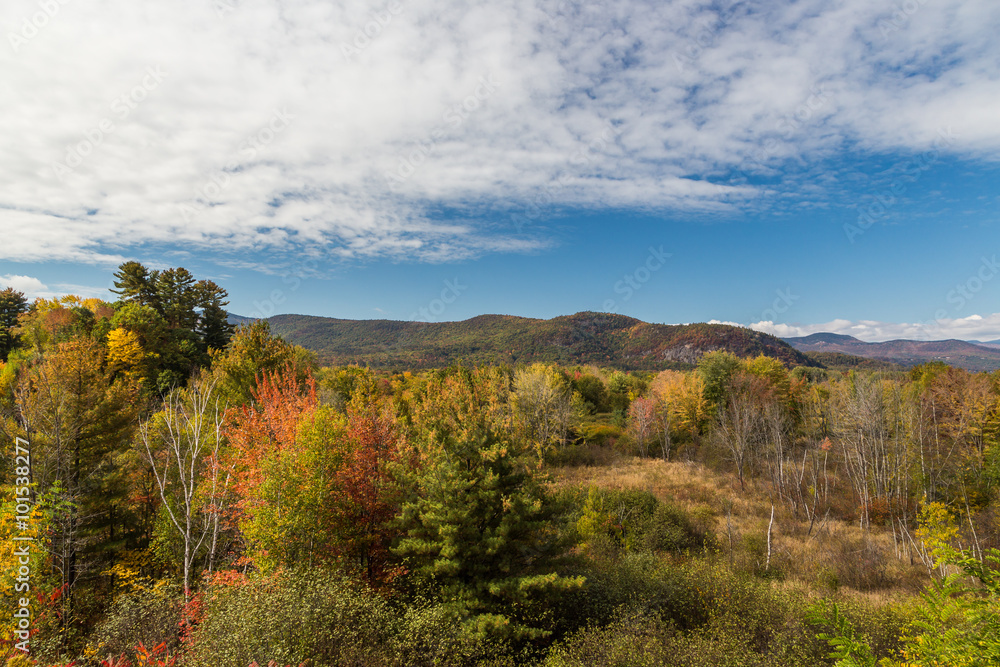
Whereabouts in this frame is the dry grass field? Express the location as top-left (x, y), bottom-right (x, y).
top-left (550, 455), bottom-right (931, 600)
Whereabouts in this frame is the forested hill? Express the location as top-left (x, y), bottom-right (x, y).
top-left (241, 311), bottom-right (820, 370)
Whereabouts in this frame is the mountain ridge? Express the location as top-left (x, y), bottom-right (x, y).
top-left (783, 333), bottom-right (1000, 371)
top-left (230, 311), bottom-right (820, 370)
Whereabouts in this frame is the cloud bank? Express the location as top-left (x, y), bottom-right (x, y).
top-left (749, 313), bottom-right (1000, 343)
top-left (2, 0), bottom-right (999, 269)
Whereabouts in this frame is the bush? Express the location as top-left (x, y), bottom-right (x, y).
top-left (186, 569), bottom-right (394, 667)
top-left (642, 503), bottom-right (715, 554)
top-left (87, 584), bottom-right (184, 661)
top-left (387, 600), bottom-right (488, 667)
top-left (544, 611), bottom-right (676, 666)
top-left (576, 487), bottom-right (713, 556)
top-left (548, 562), bottom-right (830, 667)
top-left (185, 568), bottom-right (491, 667)
top-left (559, 552), bottom-right (714, 636)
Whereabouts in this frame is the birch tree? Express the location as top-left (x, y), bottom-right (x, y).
top-left (139, 378), bottom-right (227, 596)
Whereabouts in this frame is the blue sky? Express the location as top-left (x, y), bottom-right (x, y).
top-left (2, 0), bottom-right (999, 341)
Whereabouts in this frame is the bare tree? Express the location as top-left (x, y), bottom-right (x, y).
top-left (715, 374), bottom-right (768, 490)
top-left (512, 364), bottom-right (575, 459)
top-left (762, 400), bottom-right (792, 504)
top-left (140, 378), bottom-right (227, 596)
top-left (830, 374), bottom-right (909, 530)
top-left (627, 397), bottom-right (657, 458)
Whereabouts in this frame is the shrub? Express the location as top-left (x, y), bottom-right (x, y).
top-left (549, 563), bottom-right (830, 667)
top-left (576, 487), bottom-right (713, 555)
top-left (87, 583), bottom-right (185, 661)
top-left (544, 611), bottom-right (676, 666)
top-left (642, 503), bottom-right (715, 553)
top-left (185, 568), bottom-right (492, 667)
top-left (185, 568), bottom-right (395, 667)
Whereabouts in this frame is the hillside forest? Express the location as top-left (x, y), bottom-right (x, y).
top-left (0, 264), bottom-right (999, 666)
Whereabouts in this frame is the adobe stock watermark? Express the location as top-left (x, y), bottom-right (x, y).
top-left (914, 255), bottom-right (999, 340)
top-left (757, 288), bottom-right (799, 324)
top-left (410, 278), bottom-right (467, 323)
top-left (246, 257), bottom-right (320, 319)
top-left (50, 66), bottom-right (169, 181)
top-left (712, 84), bottom-right (830, 197)
top-left (341, 0), bottom-right (409, 61)
top-left (843, 127), bottom-right (958, 244)
top-left (7, 0), bottom-right (73, 53)
top-left (878, 0), bottom-right (930, 39)
top-left (383, 75), bottom-right (500, 191)
top-left (178, 108), bottom-right (295, 222)
top-left (210, 0), bottom-right (237, 19)
top-left (511, 120), bottom-right (623, 234)
top-left (672, 1), bottom-right (744, 73)
top-left (10, 436), bottom-right (34, 654)
top-left (602, 246), bottom-right (671, 313)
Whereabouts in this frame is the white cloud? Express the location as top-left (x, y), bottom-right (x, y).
top-left (0, 274), bottom-right (110, 300)
top-left (1, 0), bottom-right (998, 269)
top-left (751, 313), bottom-right (1000, 342)
top-left (0, 274), bottom-right (48, 296)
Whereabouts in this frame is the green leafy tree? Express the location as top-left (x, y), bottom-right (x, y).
top-left (697, 350), bottom-right (743, 408)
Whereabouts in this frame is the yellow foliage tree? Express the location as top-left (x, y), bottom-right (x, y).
top-left (649, 370), bottom-right (708, 458)
top-left (106, 327), bottom-right (148, 381)
top-left (916, 500), bottom-right (960, 577)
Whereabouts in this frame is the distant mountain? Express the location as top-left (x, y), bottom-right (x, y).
top-left (243, 311), bottom-right (819, 370)
top-left (968, 339), bottom-right (1000, 350)
top-left (803, 351), bottom-right (905, 373)
top-left (784, 333), bottom-right (1000, 372)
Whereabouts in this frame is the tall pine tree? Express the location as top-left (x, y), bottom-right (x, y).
top-left (395, 367), bottom-right (583, 640)
top-left (0, 287), bottom-right (28, 361)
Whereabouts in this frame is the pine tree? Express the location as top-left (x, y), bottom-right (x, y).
top-left (395, 367), bottom-right (583, 640)
top-left (0, 287), bottom-right (28, 361)
top-left (111, 261), bottom-right (158, 308)
top-left (195, 280), bottom-right (234, 352)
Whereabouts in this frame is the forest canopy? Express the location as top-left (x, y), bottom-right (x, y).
top-left (0, 265), bottom-right (999, 666)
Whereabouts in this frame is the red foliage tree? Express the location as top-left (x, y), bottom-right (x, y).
top-left (224, 367), bottom-right (318, 515)
top-left (337, 397), bottom-right (403, 583)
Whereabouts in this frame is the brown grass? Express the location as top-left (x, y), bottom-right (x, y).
top-left (550, 455), bottom-right (930, 597)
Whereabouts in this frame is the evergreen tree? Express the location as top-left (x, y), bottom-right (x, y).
top-left (111, 262), bottom-right (238, 389)
top-left (0, 287), bottom-right (28, 361)
top-left (395, 367), bottom-right (583, 640)
top-left (111, 261), bottom-right (159, 308)
top-left (195, 279), bottom-right (234, 352)
top-left (156, 267), bottom-right (199, 330)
